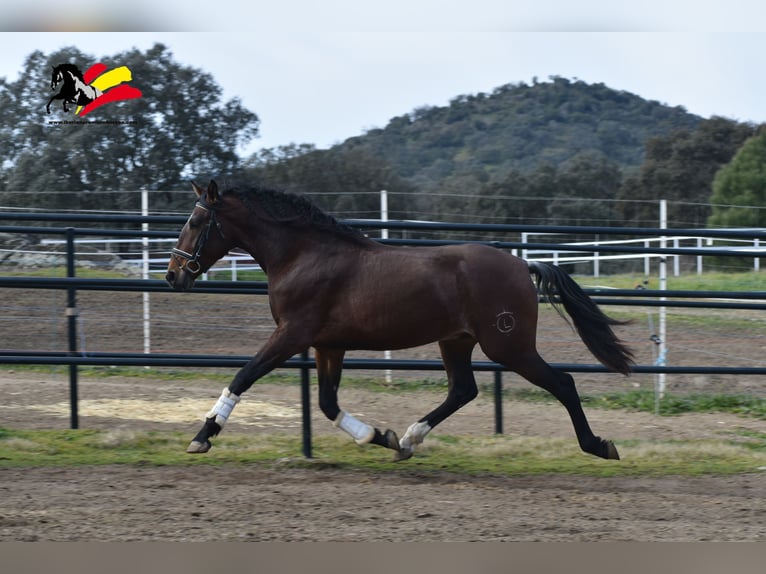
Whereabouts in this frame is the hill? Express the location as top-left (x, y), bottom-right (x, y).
top-left (245, 77), bottom-right (747, 229)
top-left (336, 76), bottom-right (703, 189)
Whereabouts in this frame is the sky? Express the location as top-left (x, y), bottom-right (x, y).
top-left (0, 1), bottom-right (765, 159)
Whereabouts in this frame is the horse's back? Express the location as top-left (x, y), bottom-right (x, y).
top-left (286, 241), bottom-right (539, 351)
top-left (377, 242), bottom-right (534, 304)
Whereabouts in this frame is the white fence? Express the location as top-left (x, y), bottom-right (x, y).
top-left (520, 233), bottom-right (763, 277)
top-left (39, 238), bottom-right (262, 279)
top-left (38, 233), bottom-right (765, 280)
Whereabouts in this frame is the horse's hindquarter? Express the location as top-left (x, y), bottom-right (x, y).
top-left (304, 244), bottom-right (537, 351)
top-left (460, 245), bottom-right (540, 349)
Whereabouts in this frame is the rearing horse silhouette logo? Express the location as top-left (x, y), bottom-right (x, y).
top-left (46, 62), bottom-right (142, 117)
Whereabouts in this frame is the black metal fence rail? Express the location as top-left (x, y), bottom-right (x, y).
top-left (3, 210), bottom-right (766, 241)
top-left (2, 277), bottom-right (766, 311)
top-left (3, 351), bottom-right (766, 375)
top-left (1, 214), bottom-right (765, 457)
top-left (3, 223), bottom-right (766, 258)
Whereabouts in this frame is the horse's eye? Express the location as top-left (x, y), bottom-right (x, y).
top-left (185, 212), bottom-right (203, 228)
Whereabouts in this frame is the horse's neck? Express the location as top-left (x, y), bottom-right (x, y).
top-left (68, 72), bottom-right (86, 90)
top-left (237, 223), bottom-right (301, 275)
top-left (239, 223), bottom-right (360, 277)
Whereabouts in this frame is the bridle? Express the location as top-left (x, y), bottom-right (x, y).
top-left (170, 199), bottom-right (224, 275)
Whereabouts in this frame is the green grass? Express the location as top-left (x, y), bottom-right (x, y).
top-left (204, 269), bottom-right (268, 282)
top-left (582, 390), bottom-right (766, 418)
top-left (576, 270), bottom-right (766, 331)
top-left (662, 311), bottom-right (766, 332)
top-left (577, 270), bottom-right (766, 292)
top-left (3, 266), bottom-right (132, 279)
top-left (509, 388), bottom-right (766, 419)
top-left (0, 427), bottom-right (764, 477)
top-left (3, 266), bottom-right (269, 282)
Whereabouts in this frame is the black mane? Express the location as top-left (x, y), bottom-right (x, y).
top-left (53, 63), bottom-right (84, 82)
top-left (224, 184), bottom-right (369, 243)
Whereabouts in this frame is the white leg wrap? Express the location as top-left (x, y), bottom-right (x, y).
top-left (334, 411), bottom-right (375, 445)
top-left (205, 388), bottom-right (241, 428)
top-left (399, 421), bottom-right (432, 454)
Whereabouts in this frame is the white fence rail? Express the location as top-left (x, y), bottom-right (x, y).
top-left (38, 233), bottom-right (765, 280)
top-left (520, 233), bottom-right (763, 277)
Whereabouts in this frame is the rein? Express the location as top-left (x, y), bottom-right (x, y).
top-left (171, 200), bottom-right (224, 274)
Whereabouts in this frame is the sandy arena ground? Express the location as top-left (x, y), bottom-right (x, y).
top-left (1, 369), bottom-right (765, 542)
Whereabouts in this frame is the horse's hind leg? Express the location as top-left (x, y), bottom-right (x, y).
top-left (315, 347), bottom-right (399, 452)
top-left (506, 351), bottom-right (619, 460)
top-left (396, 336), bottom-right (479, 461)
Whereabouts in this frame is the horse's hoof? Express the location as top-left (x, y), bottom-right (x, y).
top-left (186, 440), bottom-right (211, 454)
top-left (382, 429), bottom-right (400, 451)
top-left (393, 448), bottom-right (413, 462)
top-left (603, 440), bottom-right (620, 460)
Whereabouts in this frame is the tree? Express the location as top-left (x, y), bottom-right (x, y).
top-left (473, 169), bottom-right (544, 227)
top-left (0, 43), bottom-right (259, 213)
top-left (475, 154), bottom-right (622, 227)
top-left (708, 128), bottom-right (766, 227)
top-left (616, 117), bottom-right (755, 227)
top-left (547, 153), bottom-right (623, 226)
top-left (242, 144), bottom-right (416, 222)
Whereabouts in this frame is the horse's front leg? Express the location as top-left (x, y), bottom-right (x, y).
top-left (187, 325), bottom-right (308, 453)
top-left (46, 94), bottom-right (60, 114)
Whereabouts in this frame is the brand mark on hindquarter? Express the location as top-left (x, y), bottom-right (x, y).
top-left (494, 310), bottom-right (516, 334)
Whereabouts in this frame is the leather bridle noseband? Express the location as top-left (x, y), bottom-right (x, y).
top-left (171, 200), bottom-right (224, 275)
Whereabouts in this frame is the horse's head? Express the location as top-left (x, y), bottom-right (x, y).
top-left (165, 180), bottom-right (233, 291)
top-left (50, 66), bottom-right (63, 90)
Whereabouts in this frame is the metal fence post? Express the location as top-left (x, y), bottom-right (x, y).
top-left (494, 371), bottom-right (503, 434)
top-left (66, 228), bottom-right (79, 430)
top-left (300, 351), bottom-right (312, 458)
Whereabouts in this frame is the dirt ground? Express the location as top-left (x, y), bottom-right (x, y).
top-left (1, 285), bottom-right (766, 541)
top-left (2, 463), bottom-right (766, 542)
top-left (1, 368), bottom-right (766, 542)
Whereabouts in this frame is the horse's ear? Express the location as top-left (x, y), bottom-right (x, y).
top-left (206, 180), bottom-right (220, 204)
top-left (191, 181), bottom-right (205, 198)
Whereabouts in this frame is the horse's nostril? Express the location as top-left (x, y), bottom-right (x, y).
top-left (165, 270), bottom-right (176, 284)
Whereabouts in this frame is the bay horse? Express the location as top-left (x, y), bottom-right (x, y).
top-left (166, 181), bottom-right (634, 461)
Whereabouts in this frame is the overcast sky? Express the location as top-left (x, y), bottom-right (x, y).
top-left (0, 1), bottom-right (764, 158)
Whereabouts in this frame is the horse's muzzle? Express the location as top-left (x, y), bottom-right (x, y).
top-left (165, 269), bottom-right (195, 292)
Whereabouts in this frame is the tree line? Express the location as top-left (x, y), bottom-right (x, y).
top-left (243, 117), bottom-right (762, 231)
top-left (0, 43), bottom-right (258, 217)
top-left (1, 46), bottom-right (763, 232)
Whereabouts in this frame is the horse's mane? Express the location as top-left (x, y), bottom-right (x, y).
top-left (224, 184), bottom-right (370, 244)
top-left (54, 63), bottom-right (84, 82)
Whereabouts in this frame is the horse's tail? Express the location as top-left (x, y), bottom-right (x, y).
top-left (528, 261), bottom-right (634, 375)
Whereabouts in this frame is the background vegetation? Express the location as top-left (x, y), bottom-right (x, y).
top-left (0, 43), bottom-right (259, 216)
top-left (1, 46), bottom-right (764, 232)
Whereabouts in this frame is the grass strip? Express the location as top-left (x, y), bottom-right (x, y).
top-left (1, 427), bottom-right (764, 477)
